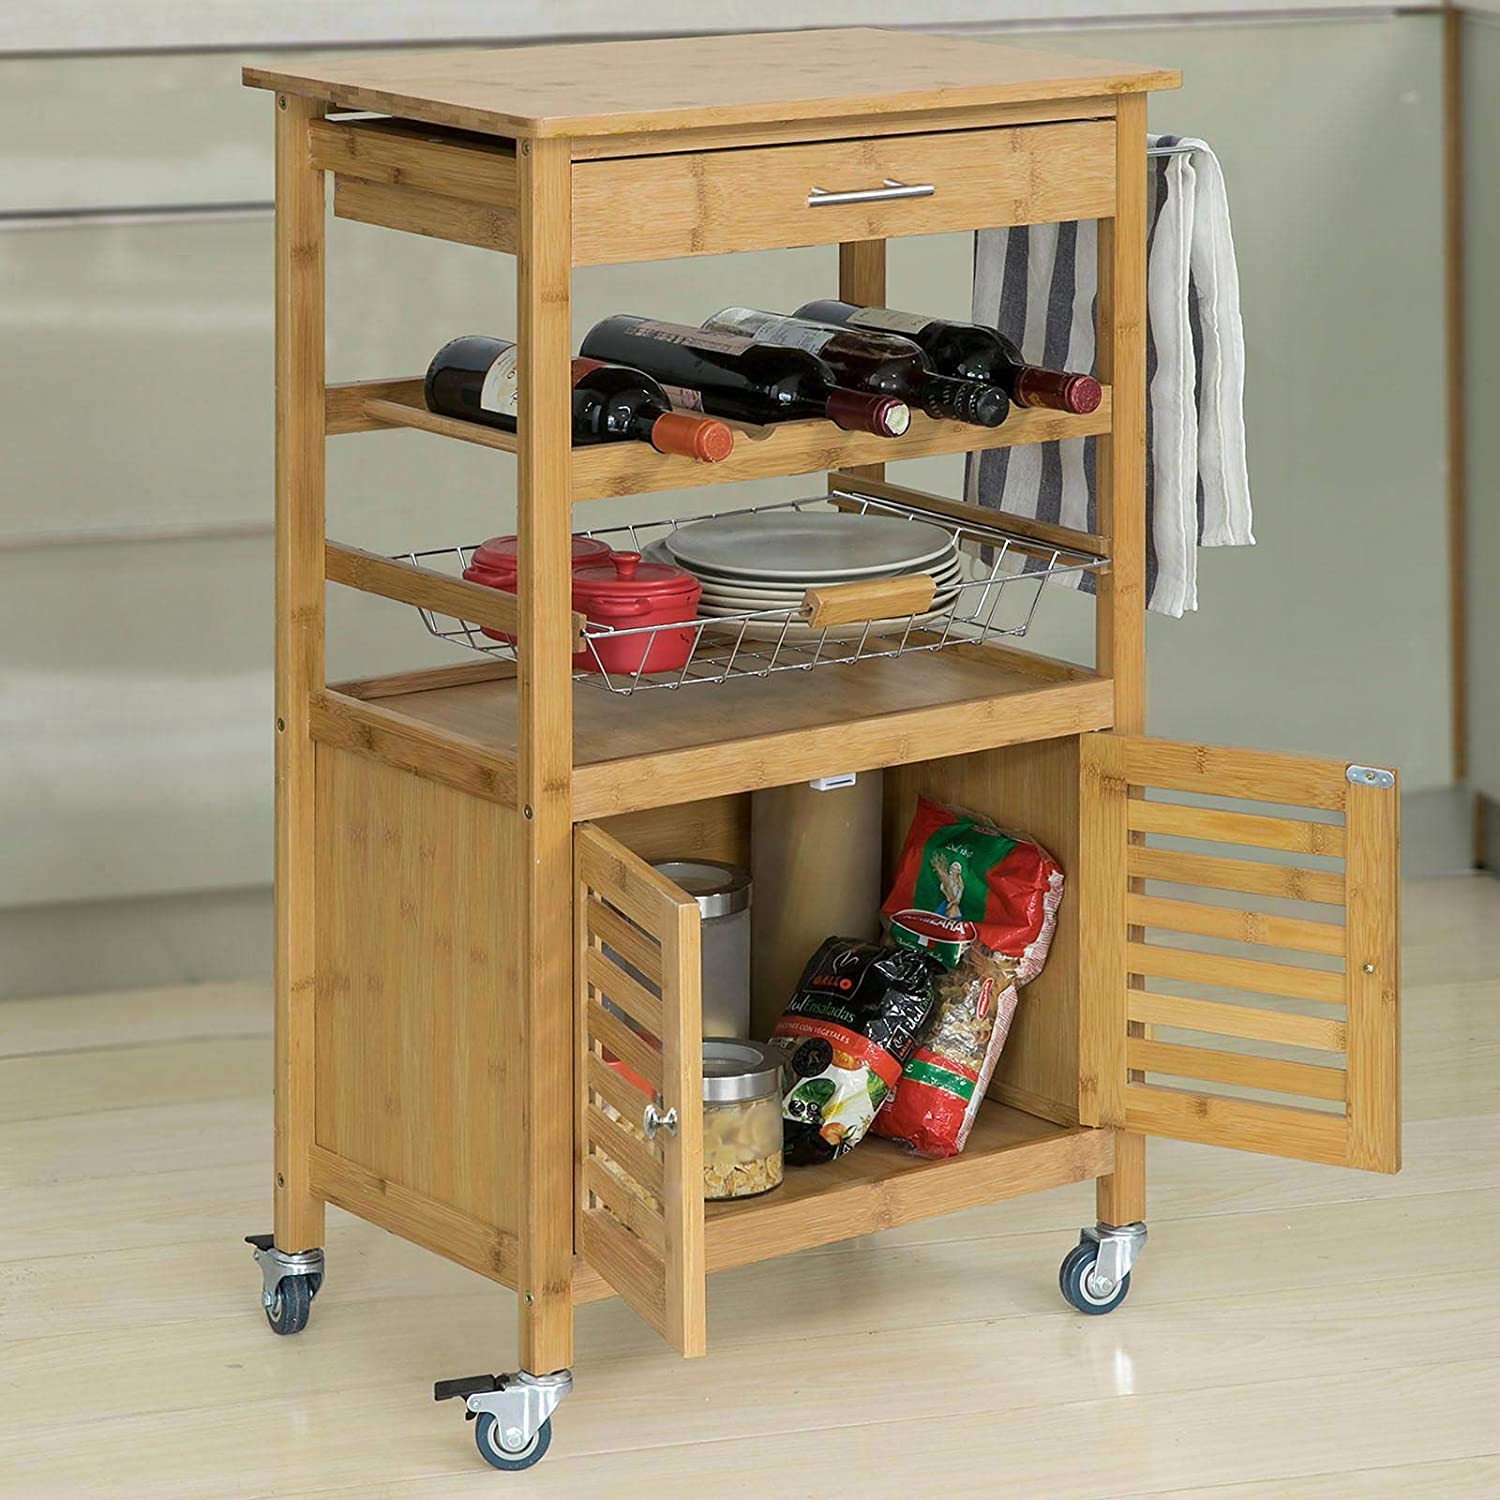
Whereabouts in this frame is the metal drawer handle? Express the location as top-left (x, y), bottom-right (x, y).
top-left (807, 178), bottom-right (935, 209)
top-left (642, 1103), bottom-right (677, 1141)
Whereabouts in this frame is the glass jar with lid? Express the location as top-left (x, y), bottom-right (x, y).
top-left (701, 1038), bottom-right (784, 1201)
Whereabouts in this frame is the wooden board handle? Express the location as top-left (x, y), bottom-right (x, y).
top-left (799, 573), bottom-right (937, 628)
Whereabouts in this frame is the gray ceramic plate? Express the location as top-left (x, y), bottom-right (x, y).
top-left (664, 510), bottom-right (953, 582)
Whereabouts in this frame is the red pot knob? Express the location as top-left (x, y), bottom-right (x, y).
top-left (611, 552), bottom-right (641, 579)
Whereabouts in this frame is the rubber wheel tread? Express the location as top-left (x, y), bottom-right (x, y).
top-left (1059, 1241), bottom-right (1131, 1316)
top-left (474, 1412), bottom-right (552, 1471)
top-left (265, 1275), bottom-right (312, 1335)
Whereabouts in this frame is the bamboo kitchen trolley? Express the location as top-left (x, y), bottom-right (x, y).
top-left (242, 31), bottom-right (1401, 1472)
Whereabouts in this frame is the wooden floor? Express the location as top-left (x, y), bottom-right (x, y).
top-left (3, 875), bottom-right (1498, 1498)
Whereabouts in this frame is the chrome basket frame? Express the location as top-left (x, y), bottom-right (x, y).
top-left (396, 487), bottom-right (1109, 696)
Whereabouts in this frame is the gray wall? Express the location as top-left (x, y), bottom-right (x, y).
top-left (902, 18), bottom-right (1452, 783)
top-left (0, 14), bottom-right (1459, 987)
top-left (1465, 14), bottom-right (1500, 805)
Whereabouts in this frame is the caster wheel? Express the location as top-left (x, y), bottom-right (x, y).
top-left (1059, 1240), bottom-right (1131, 1315)
top-left (265, 1275), bottom-right (312, 1335)
top-left (474, 1412), bottom-right (552, 1472)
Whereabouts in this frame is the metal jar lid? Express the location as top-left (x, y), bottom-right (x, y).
top-left (701, 1038), bottom-right (784, 1103)
top-left (652, 860), bottom-right (751, 919)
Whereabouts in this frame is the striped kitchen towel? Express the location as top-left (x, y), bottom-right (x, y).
top-left (965, 134), bottom-right (1253, 617)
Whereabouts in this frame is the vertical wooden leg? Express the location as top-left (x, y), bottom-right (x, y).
top-left (1094, 92), bottom-right (1148, 730)
top-left (1092, 96), bottom-right (1150, 1193)
top-left (1097, 1130), bottom-right (1146, 1226)
top-left (273, 93), bottom-right (327, 1254)
top-left (515, 134), bottom-right (576, 1375)
top-left (837, 239), bottom-right (887, 485)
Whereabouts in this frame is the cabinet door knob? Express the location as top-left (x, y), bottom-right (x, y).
top-left (642, 1104), bottom-right (678, 1141)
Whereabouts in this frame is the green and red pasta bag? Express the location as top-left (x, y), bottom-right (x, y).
top-left (881, 797), bottom-right (1064, 986)
top-left (870, 945), bottom-right (1018, 1158)
top-left (873, 800), bottom-right (1064, 1158)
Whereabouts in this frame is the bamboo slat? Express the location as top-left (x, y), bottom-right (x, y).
top-left (1127, 990), bottom-right (1346, 1052)
top-left (1129, 846), bottom-right (1345, 906)
top-left (1126, 1037), bottom-right (1346, 1102)
top-left (1126, 894), bottom-right (1346, 957)
top-left (1127, 799), bottom-right (1346, 858)
top-left (1127, 941), bottom-right (1346, 1005)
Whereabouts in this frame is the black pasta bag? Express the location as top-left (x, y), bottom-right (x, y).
top-left (769, 938), bottom-right (940, 1166)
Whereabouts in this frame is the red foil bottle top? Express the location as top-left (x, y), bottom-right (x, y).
top-left (1013, 367), bottom-right (1103, 415)
top-left (1060, 373), bottom-right (1103, 414)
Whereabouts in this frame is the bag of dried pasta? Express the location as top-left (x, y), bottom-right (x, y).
top-left (771, 937), bottom-right (940, 1166)
top-left (870, 913), bottom-right (1019, 1158)
top-left (881, 797), bottom-right (1064, 987)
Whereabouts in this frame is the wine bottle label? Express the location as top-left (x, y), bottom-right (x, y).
top-left (659, 383), bottom-right (705, 412)
top-left (703, 307), bottom-right (776, 334)
top-left (479, 346), bottom-right (521, 416)
top-left (629, 319), bottom-right (756, 356)
top-left (752, 318), bottom-right (838, 356)
top-left (847, 306), bottom-right (931, 337)
top-left (705, 307), bottom-right (839, 356)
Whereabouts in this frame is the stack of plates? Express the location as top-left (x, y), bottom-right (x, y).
top-left (646, 511), bottom-right (964, 641)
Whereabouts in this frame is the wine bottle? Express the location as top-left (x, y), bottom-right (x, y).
top-left (701, 307), bottom-right (1009, 428)
top-left (793, 301), bottom-right (1102, 415)
top-left (578, 316), bottom-right (910, 437)
top-left (423, 335), bottom-right (735, 461)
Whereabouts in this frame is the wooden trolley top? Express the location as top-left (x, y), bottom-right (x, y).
top-left (243, 27), bottom-right (1179, 142)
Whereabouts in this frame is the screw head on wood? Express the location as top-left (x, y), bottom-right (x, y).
top-left (1363, 963), bottom-right (1376, 974)
top-left (278, 95), bottom-right (287, 110)
top-left (523, 804), bottom-right (534, 819)
top-left (276, 717), bottom-right (286, 732)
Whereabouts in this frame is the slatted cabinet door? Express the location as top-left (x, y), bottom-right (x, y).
top-left (1079, 735), bottom-right (1400, 1172)
top-left (574, 824), bottom-right (707, 1356)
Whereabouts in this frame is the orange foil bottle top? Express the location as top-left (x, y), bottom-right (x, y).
top-left (649, 409), bottom-right (736, 463)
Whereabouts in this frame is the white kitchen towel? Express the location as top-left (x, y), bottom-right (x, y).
top-left (965, 134), bottom-right (1253, 617)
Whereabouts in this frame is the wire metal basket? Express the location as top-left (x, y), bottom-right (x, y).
top-left (398, 487), bottom-right (1109, 695)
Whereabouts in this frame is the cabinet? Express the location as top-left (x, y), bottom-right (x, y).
top-left (241, 28), bottom-right (1400, 1471)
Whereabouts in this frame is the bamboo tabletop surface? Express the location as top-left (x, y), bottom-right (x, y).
top-left (243, 27), bottom-right (1180, 139)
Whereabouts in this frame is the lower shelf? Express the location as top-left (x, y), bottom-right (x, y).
top-left (572, 1107), bottom-right (1112, 1304)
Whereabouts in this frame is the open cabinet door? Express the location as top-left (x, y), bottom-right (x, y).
top-left (1079, 735), bottom-right (1400, 1172)
top-left (574, 824), bottom-right (707, 1356)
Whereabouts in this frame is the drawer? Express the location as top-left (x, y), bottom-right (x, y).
top-left (570, 119), bottom-right (1116, 266)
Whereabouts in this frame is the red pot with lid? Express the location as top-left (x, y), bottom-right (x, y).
top-left (571, 551), bottom-right (702, 676)
top-left (462, 533), bottom-right (613, 655)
